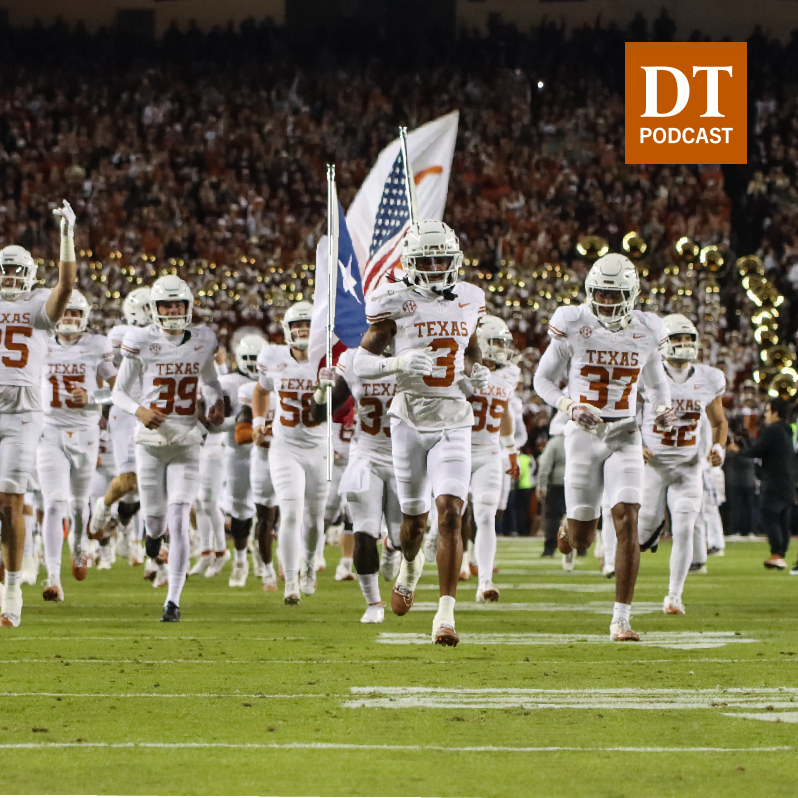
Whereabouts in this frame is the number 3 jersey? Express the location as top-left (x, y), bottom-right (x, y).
top-left (640, 362), bottom-right (725, 469)
top-left (256, 345), bottom-right (324, 449)
top-left (364, 281), bottom-right (486, 430)
top-left (337, 347), bottom-right (396, 467)
top-left (546, 304), bottom-right (668, 419)
top-left (42, 333), bottom-right (117, 430)
top-left (0, 289), bottom-right (57, 413)
top-left (117, 323), bottom-right (220, 446)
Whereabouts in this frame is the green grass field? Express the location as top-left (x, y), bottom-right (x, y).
top-left (2, 537), bottom-right (797, 797)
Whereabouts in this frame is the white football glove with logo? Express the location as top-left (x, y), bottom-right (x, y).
top-left (394, 348), bottom-right (434, 376)
top-left (470, 363), bottom-right (491, 391)
top-left (313, 367), bottom-right (338, 404)
top-left (53, 199), bottom-right (76, 261)
top-left (558, 396), bottom-right (602, 433)
top-left (654, 404), bottom-right (677, 432)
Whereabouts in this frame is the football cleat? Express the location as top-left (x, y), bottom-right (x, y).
top-left (262, 563), bottom-right (278, 592)
top-left (314, 551), bottom-right (327, 572)
top-left (161, 601), bottom-right (180, 622)
top-left (790, 565), bottom-right (798, 576)
top-left (380, 540), bottom-right (401, 582)
top-left (610, 618), bottom-right (640, 642)
top-left (360, 603), bottom-right (385, 624)
top-left (71, 555), bottom-right (88, 581)
top-left (97, 557), bottom-right (113, 571)
top-left (602, 562), bottom-right (616, 579)
top-left (153, 563), bottom-right (169, 588)
top-left (0, 587), bottom-right (22, 627)
top-left (129, 542), bottom-right (145, 566)
top-left (284, 581), bottom-right (301, 605)
top-left (334, 560), bottom-right (355, 582)
top-left (228, 561), bottom-right (249, 588)
top-left (42, 581), bottom-right (64, 602)
top-left (190, 551), bottom-right (214, 576)
top-left (707, 547), bottom-right (725, 557)
top-left (764, 555), bottom-right (787, 570)
top-left (143, 557), bottom-right (158, 581)
top-left (663, 594), bottom-right (685, 615)
top-left (431, 614), bottom-right (459, 646)
top-left (88, 497), bottom-right (109, 539)
top-left (562, 550), bottom-right (575, 572)
top-left (476, 581), bottom-right (500, 603)
top-left (300, 559), bottom-right (317, 595)
top-left (689, 562), bottom-right (708, 574)
top-left (557, 525), bottom-right (573, 555)
top-left (205, 549), bottom-right (231, 577)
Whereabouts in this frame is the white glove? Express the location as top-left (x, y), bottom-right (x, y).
top-left (655, 404), bottom-right (677, 432)
top-left (395, 348), bottom-right (434, 376)
top-left (53, 199), bottom-right (76, 236)
top-left (313, 367), bottom-right (337, 404)
top-left (470, 363), bottom-right (491, 390)
top-left (558, 396), bottom-right (602, 432)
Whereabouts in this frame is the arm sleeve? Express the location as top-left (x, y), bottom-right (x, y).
top-left (640, 351), bottom-right (671, 410)
top-left (112, 357), bottom-right (143, 416)
top-left (200, 357), bottom-right (224, 407)
top-left (532, 338), bottom-right (571, 410)
top-left (97, 339), bottom-right (118, 380)
top-left (353, 347), bottom-right (401, 379)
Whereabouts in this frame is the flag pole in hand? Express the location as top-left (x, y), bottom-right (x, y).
top-left (326, 164), bottom-right (339, 482)
top-left (399, 126), bottom-right (417, 226)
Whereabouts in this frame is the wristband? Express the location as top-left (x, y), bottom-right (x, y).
top-left (557, 396), bottom-right (575, 415)
top-left (60, 233), bottom-right (76, 263)
top-left (711, 442), bottom-right (726, 465)
top-left (500, 434), bottom-right (515, 449)
top-left (252, 416), bottom-right (266, 429)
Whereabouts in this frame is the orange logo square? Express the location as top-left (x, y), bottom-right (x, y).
top-left (625, 42), bottom-right (747, 165)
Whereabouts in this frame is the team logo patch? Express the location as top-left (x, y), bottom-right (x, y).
top-left (150, 344), bottom-right (162, 354)
top-left (579, 326), bottom-right (592, 338)
top-left (403, 300), bottom-right (417, 314)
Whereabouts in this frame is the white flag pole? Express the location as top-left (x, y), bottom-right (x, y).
top-left (326, 164), bottom-right (339, 482)
top-left (399, 126), bottom-right (418, 225)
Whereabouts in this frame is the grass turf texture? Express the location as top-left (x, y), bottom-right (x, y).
top-left (1, 538), bottom-right (797, 797)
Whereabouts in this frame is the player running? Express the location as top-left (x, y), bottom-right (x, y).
top-left (37, 290), bottom-right (117, 599)
top-left (112, 276), bottom-right (224, 621)
top-left (354, 220), bottom-right (488, 646)
top-left (533, 253), bottom-right (675, 641)
top-left (639, 314), bottom-right (727, 614)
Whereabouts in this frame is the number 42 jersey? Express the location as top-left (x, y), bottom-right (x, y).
top-left (548, 304), bottom-right (668, 419)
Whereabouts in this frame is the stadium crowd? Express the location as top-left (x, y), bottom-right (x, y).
top-left (1, 14), bottom-right (795, 538)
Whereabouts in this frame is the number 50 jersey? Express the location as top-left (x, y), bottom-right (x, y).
top-left (548, 304), bottom-right (667, 419)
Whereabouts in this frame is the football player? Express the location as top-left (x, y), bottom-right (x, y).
top-left (251, 301), bottom-right (331, 604)
top-left (353, 220), bottom-right (488, 646)
top-left (37, 290), bottom-right (117, 599)
top-left (112, 276), bottom-right (224, 621)
top-left (0, 199), bottom-right (77, 627)
top-left (465, 315), bottom-right (520, 602)
top-left (533, 253), bottom-right (675, 641)
top-left (92, 287), bottom-right (152, 564)
top-left (637, 314), bottom-right (727, 614)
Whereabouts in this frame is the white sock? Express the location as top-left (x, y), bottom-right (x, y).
top-left (23, 515), bottom-right (34, 557)
top-left (358, 573), bottom-right (381, 605)
top-left (166, 504), bottom-right (190, 607)
top-left (668, 511), bottom-right (697, 599)
top-left (234, 548), bottom-right (247, 566)
top-left (315, 531), bottom-right (326, 556)
top-left (4, 571), bottom-right (21, 588)
top-left (474, 503), bottom-right (497, 584)
top-left (612, 602), bottom-right (631, 624)
top-left (196, 502), bottom-right (213, 552)
top-left (404, 551), bottom-right (423, 589)
top-left (437, 595), bottom-right (456, 625)
top-left (340, 557), bottom-right (353, 568)
top-left (263, 562), bottom-right (275, 577)
top-left (43, 501), bottom-right (68, 583)
top-left (278, 498), bottom-right (301, 583)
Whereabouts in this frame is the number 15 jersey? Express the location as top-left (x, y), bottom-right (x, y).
top-left (548, 304), bottom-right (667, 419)
top-left (365, 281), bottom-right (485, 430)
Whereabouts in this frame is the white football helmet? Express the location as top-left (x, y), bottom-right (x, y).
top-left (282, 301), bottom-right (313, 350)
top-left (149, 276), bottom-right (193, 332)
top-left (584, 253), bottom-right (640, 331)
top-left (478, 315), bottom-right (513, 365)
top-left (663, 314), bottom-right (699, 361)
top-left (123, 287), bottom-right (152, 327)
top-left (57, 289), bottom-right (91, 335)
top-left (0, 245), bottom-right (37, 301)
top-left (236, 334), bottom-right (267, 377)
top-left (401, 220), bottom-right (463, 295)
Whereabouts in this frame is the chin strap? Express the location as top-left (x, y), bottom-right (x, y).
top-left (431, 286), bottom-right (456, 301)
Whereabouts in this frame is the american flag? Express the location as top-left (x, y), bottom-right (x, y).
top-left (362, 150), bottom-right (411, 295)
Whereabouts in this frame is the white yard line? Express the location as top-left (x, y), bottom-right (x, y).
top-left (409, 601), bottom-right (664, 614)
top-left (0, 692), bottom-right (325, 699)
top-left (415, 583), bottom-right (614, 592)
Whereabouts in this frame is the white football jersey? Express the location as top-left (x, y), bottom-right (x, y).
top-left (238, 378), bottom-right (275, 445)
top-left (468, 363), bottom-right (519, 451)
top-left (256, 345), bottom-right (324, 449)
top-left (337, 346), bottom-right (396, 464)
top-left (0, 289), bottom-right (57, 413)
top-left (548, 304), bottom-right (667, 419)
top-left (640, 362), bottom-right (725, 467)
top-left (42, 333), bottom-right (116, 431)
top-left (108, 323), bottom-right (143, 402)
top-left (120, 323), bottom-right (218, 445)
top-left (216, 371), bottom-right (253, 448)
top-left (365, 281), bottom-right (485, 430)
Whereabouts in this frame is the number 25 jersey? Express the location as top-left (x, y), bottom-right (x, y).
top-left (365, 281), bottom-right (485, 430)
top-left (256, 345), bottom-right (323, 449)
top-left (548, 304), bottom-right (667, 419)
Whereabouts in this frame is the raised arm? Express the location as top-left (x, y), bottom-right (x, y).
top-left (45, 199), bottom-right (78, 323)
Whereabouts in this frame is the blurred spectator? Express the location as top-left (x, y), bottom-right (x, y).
top-left (536, 416), bottom-right (566, 557)
top-left (722, 421), bottom-right (756, 537)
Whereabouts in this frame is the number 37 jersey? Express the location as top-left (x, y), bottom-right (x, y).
top-left (256, 345), bottom-right (324, 449)
top-left (548, 304), bottom-right (667, 419)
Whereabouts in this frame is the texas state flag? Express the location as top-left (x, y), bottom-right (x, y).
top-left (308, 199), bottom-right (369, 371)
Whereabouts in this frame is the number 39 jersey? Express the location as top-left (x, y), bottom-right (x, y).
top-left (0, 289), bottom-right (57, 413)
top-left (640, 362), bottom-right (725, 468)
top-left (365, 281), bottom-right (485, 430)
top-left (121, 323), bottom-right (218, 445)
top-left (467, 363), bottom-right (520, 451)
top-left (548, 304), bottom-right (667, 419)
top-left (42, 333), bottom-right (117, 430)
top-left (337, 346), bottom-right (396, 466)
top-left (256, 345), bottom-right (323, 449)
